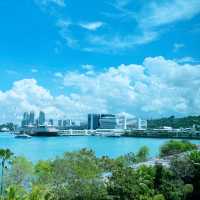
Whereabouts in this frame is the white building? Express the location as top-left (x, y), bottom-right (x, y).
top-left (99, 114), bottom-right (117, 129)
top-left (116, 114), bottom-right (147, 130)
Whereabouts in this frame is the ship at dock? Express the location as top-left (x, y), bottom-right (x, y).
top-left (19, 111), bottom-right (59, 137)
top-left (20, 125), bottom-right (59, 137)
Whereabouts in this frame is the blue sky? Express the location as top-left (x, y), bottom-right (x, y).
top-left (0, 0), bottom-right (200, 122)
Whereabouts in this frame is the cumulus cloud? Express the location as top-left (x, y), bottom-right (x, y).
top-left (63, 56), bottom-right (200, 117)
top-left (79, 21), bottom-right (104, 31)
top-left (0, 79), bottom-right (106, 123)
top-left (1, 57), bottom-right (200, 123)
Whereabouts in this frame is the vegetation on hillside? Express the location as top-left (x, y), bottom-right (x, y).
top-left (160, 140), bottom-right (197, 157)
top-left (148, 116), bottom-right (200, 129)
top-left (0, 141), bottom-right (200, 200)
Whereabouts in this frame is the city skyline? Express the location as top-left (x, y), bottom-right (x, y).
top-left (20, 110), bottom-right (147, 130)
top-left (0, 0), bottom-right (200, 123)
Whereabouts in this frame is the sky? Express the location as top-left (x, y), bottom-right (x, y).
top-left (0, 0), bottom-right (200, 123)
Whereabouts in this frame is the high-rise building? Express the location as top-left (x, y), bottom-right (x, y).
top-left (58, 120), bottom-right (62, 128)
top-left (88, 114), bottom-right (100, 130)
top-left (21, 112), bottom-right (29, 127)
top-left (29, 111), bottom-right (35, 125)
top-left (39, 111), bottom-right (45, 125)
top-left (63, 119), bottom-right (72, 127)
top-left (35, 119), bottom-right (39, 127)
top-left (49, 119), bottom-right (54, 126)
top-left (99, 114), bottom-right (117, 129)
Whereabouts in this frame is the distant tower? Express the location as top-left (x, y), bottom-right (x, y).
top-left (29, 111), bottom-right (35, 125)
top-left (49, 119), bottom-right (54, 126)
top-left (58, 120), bottom-right (62, 128)
top-left (21, 112), bottom-right (29, 127)
top-left (39, 111), bottom-right (45, 125)
top-left (88, 114), bottom-right (100, 130)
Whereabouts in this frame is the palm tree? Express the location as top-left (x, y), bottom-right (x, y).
top-left (0, 149), bottom-right (13, 196)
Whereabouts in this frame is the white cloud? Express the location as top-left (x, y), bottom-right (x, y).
top-left (86, 31), bottom-right (158, 52)
top-left (81, 64), bottom-right (94, 71)
top-left (54, 72), bottom-right (63, 78)
top-left (140, 0), bottom-right (200, 29)
top-left (1, 57), bottom-right (200, 123)
top-left (5, 70), bottom-right (19, 75)
top-left (35, 0), bottom-right (200, 53)
top-left (98, 0), bottom-right (200, 52)
top-left (36, 0), bottom-right (66, 7)
top-left (63, 56), bottom-right (200, 117)
top-left (31, 69), bottom-right (38, 73)
top-left (79, 21), bottom-right (104, 31)
top-left (175, 57), bottom-right (199, 64)
top-left (173, 43), bottom-right (185, 52)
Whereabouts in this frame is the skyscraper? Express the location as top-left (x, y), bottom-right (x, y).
top-left (21, 112), bottom-right (29, 127)
top-left (29, 111), bottom-right (35, 125)
top-left (49, 119), bottom-right (54, 126)
top-left (88, 114), bottom-right (100, 130)
top-left (39, 111), bottom-right (45, 125)
top-left (58, 120), bottom-right (62, 128)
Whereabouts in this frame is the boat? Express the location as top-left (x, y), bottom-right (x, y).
top-left (15, 134), bottom-right (32, 139)
top-left (21, 125), bottom-right (59, 137)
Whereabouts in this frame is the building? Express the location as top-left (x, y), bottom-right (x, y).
top-left (29, 111), bottom-right (35, 125)
top-left (49, 119), bottom-right (54, 126)
top-left (137, 118), bottom-right (147, 130)
top-left (116, 115), bottom-right (127, 129)
top-left (58, 120), bottom-right (62, 128)
top-left (21, 112), bottom-right (29, 127)
top-left (88, 114), bottom-right (100, 130)
top-left (116, 114), bottom-right (147, 130)
top-left (99, 114), bottom-right (117, 129)
top-left (63, 119), bottom-right (72, 128)
top-left (39, 111), bottom-right (45, 126)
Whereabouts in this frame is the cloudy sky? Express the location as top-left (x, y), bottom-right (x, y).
top-left (0, 0), bottom-right (200, 123)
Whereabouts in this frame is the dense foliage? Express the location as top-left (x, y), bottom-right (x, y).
top-left (148, 116), bottom-right (200, 129)
top-left (0, 141), bottom-right (200, 200)
top-left (159, 140), bottom-right (197, 157)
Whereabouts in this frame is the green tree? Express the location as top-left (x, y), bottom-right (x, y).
top-left (0, 149), bottom-right (13, 196)
top-left (159, 140), bottom-right (197, 157)
top-left (6, 156), bottom-right (33, 188)
top-left (44, 148), bottom-right (108, 200)
top-left (136, 146), bottom-right (149, 162)
top-left (34, 160), bottom-right (53, 185)
top-left (107, 164), bottom-right (155, 200)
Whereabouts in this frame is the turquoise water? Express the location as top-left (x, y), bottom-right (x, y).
top-left (0, 133), bottom-right (200, 162)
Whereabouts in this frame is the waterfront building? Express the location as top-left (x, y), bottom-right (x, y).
top-left (58, 120), bottom-right (62, 128)
top-left (116, 114), bottom-right (147, 130)
top-left (99, 114), bottom-right (117, 129)
top-left (35, 119), bottom-right (39, 127)
top-left (137, 118), bottom-right (147, 130)
top-left (29, 111), bottom-right (35, 125)
top-left (117, 115), bottom-right (127, 129)
top-left (21, 112), bottom-right (29, 127)
top-left (39, 111), bottom-right (45, 125)
top-left (63, 119), bottom-right (72, 127)
top-left (88, 114), bottom-right (100, 130)
top-left (49, 119), bottom-right (54, 126)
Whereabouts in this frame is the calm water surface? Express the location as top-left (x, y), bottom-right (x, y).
top-left (0, 133), bottom-right (199, 162)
